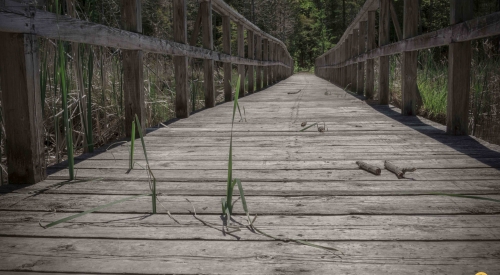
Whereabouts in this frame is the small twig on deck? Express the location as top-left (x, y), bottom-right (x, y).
top-left (356, 161), bottom-right (381, 175)
top-left (384, 161), bottom-right (416, 179)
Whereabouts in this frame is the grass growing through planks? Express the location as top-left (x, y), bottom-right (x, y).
top-left (186, 75), bottom-right (341, 254)
top-left (42, 115), bottom-right (165, 228)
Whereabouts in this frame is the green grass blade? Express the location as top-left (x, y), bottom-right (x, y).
top-left (432, 193), bottom-right (500, 203)
top-left (134, 114), bottom-right (156, 214)
top-left (43, 193), bottom-right (151, 228)
top-left (234, 178), bottom-right (248, 215)
top-left (299, 122), bottom-right (318, 132)
top-left (226, 75), bottom-right (241, 215)
top-left (129, 121), bottom-right (135, 170)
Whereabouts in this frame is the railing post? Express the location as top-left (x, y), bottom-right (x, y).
top-left (122, 0), bottom-right (145, 136)
top-left (341, 42), bottom-right (346, 88)
top-left (222, 15), bottom-right (232, 102)
top-left (173, 0), bottom-right (189, 118)
top-left (201, 0), bottom-right (215, 107)
top-left (447, 0), bottom-right (473, 135)
top-left (352, 29), bottom-right (359, 93)
top-left (256, 35), bottom-right (262, 91)
top-left (379, 0), bottom-right (390, 104)
top-left (237, 23), bottom-right (245, 96)
top-left (247, 30), bottom-right (254, 94)
top-left (263, 38), bottom-right (268, 87)
top-left (347, 36), bottom-right (352, 90)
top-left (401, 0), bottom-right (419, 115)
top-left (357, 21), bottom-right (366, 95)
top-left (0, 32), bottom-right (45, 184)
top-left (365, 11), bottom-right (376, 99)
top-left (271, 42), bottom-right (276, 84)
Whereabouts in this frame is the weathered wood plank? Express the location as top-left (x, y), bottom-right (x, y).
top-left (401, 0), bottom-right (419, 115)
top-left (3, 193), bottom-right (500, 215)
top-left (2, 212), bottom-right (500, 241)
top-left (173, 0), bottom-right (189, 118)
top-left (201, 0), bottom-right (215, 108)
top-left (378, 0), bottom-right (390, 104)
top-left (222, 15), bottom-right (232, 102)
top-left (447, 0), bottom-right (473, 135)
top-left (0, 2), bottom-right (290, 67)
top-left (122, 0), bottom-right (144, 137)
top-left (1, 237), bottom-right (499, 274)
top-left (237, 23), bottom-right (245, 96)
top-left (0, 32), bottom-right (45, 184)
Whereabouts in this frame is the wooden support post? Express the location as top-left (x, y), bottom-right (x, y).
top-left (0, 32), bottom-right (45, 184)
top-left (358, 21), bottom-right (367, 95)
top-left (352, 29), bottom-right (359, 93)
top-left (201, 0), bottom-right (215, 107)
top-left (401, 0), bottom-right (419, 115)
top-left (122, 0), bottom-right (144, 137)
top-left (237, 23), bottom-right (245, 96)
top-left (347, 35), bottom-right (352, 90)
top-left (222, 15), bottom-right (232, 102)
top-left (173, 0), bottom-right (189, 118)
top-left (263, 38), bottom-right (268, 87)
top-left (256, 35), bottom-right (262, 91)
top-left (366, 11), bottom-right (376, 99)
top-left (379, 0), bottom-right (390, 104)
top-left (447, 0), bottom-right (473, 135)
top-left (270, 42), bottom-right (275, 84)
top-left (341, 42), bottom-right (346, 88)
top-left (247, 30), bottom-right (254, 94)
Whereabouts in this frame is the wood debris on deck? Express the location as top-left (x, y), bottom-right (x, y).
top-left (1, 73), bottom-right (500, 274)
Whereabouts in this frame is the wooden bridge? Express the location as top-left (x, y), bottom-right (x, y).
top-left (1, 0), bottom-right (500, 274)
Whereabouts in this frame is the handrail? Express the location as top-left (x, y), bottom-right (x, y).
top-left (315, 0), bottom-right (499, 139)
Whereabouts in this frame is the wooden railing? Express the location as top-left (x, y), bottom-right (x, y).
top-left (0, 0), bottom-right (294, 184)
top-left (315, 0), bottom-right (500, 134)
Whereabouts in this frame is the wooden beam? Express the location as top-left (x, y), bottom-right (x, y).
top-left (173, 0), bottom-right (189, 118)
top-left (352, 30), bottom-right (359, 93)
top-left (357, 21), bottom-right (367, 95)
top-left (247, 29), bottom-right (254, 94)
top-left (365, 11), bottom-right (376, 99)
top-left (263, 38), bottom-right (268, 87)
top-left (201, 0), bottom-right (215, 108)
top-left (347, 34), bottom-right (353, 90)
top-left (237, 23), bottom-right (245, 97)
top-left (0, 32), bottom-right (45, 184)
top-left (222, 15), bottom-right (232, 102)
top-left (255, 34), bottom-right (262, 91)
top-left (0, 3), bottom-right (290, 67)
top-left (447, 0), bottom-right (473, 135)
top-left (269, 42), bottom-right (274, 84)
top-left (378, 0), bottom-right (390, 105)
top-left (121, 0), bottom-right (144, 137)
top-left (317, 11), bottom-right (500, 69)
top-left (401, 0), bottom-right (419, 115)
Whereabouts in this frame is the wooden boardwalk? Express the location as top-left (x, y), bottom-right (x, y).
top-left (1, 73), bottom-right (500, 274)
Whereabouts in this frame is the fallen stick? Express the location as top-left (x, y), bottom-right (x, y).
top-left (384, 161), bottom-right (416, 179)
top-left (287, 89), bottom-right (302, 94)
top-left (356, 161), bottom-right (381, 175)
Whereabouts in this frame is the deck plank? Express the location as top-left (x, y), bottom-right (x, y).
top-left (1, 73), bottom-right (499, 273)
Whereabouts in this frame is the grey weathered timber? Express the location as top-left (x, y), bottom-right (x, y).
top-left (269, 42), bottom-right (274, 84)
top-left (255, 34), bottom-right (262, 90)
top-left (447, 0), bottom-right (473, 135)
top-left (201, 0), bottom-right (215, 107)
top-left (1, 74), bottom-right (500, 274)
top-left (0, 32), bottom-right (45, 184)
top-left (121, 0), bottom-right (144, 137)
top-left (0, 2), bottom-right (289, 68)
top-left (357, 21), bottom-right (367, 95)
top-left (263, 38), bottom-right (269, 87)
top-left (173, 0), bottom-right (189, 118)
top-left (222, 15), bottom-right (232, 102)
top-left (378, 0), bottom-right (390, 104)
top-left (247, 30), bottom-right (254, 94)
top-left (352, 30), bottom-right (359, 93)
top-left (237, 23), bottom-right (245, 96)
top-left (401, 0), bottom-right (419, 116)
top-left (316, 11), bottom-right (500, 69)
